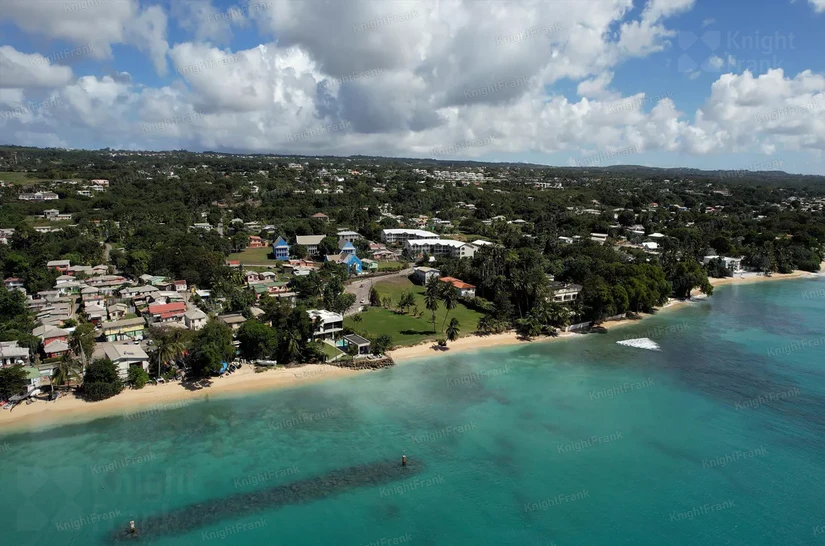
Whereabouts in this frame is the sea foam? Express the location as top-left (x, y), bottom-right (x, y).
top-left (616, 338), bottom-right (661, 351)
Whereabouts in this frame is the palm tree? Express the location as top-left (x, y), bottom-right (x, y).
top-left (516, 317), bottom-right (541, 340)
top-left (424, 277), bottom-right (441, 334)
top-left (440, 285), bottom-right (458, 333)
top-left (52, 354), bottom-right (81, 393)
top-left (152, 334), bottom-right (187, 379)
top-left (477, 315), bottom-right (492, 335)
top-left (446, 318), bottom-right (460, 344)
top-left (286, 330), bottom-right (302, 363)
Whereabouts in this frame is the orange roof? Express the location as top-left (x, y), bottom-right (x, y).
top-left (147, 302), bottom-right (186, 315)
top-left (439, 276), bottom-right (476, 290)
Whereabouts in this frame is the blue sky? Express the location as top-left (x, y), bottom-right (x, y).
top-left (1, 0), bottom-right (824, 173)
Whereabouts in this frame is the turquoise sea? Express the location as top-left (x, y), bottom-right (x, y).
top-left (2, 277), bottom-right (825, 546)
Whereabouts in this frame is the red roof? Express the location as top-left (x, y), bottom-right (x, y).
top-left (147, 302), bottom-right (186, 315)
top-left (439, 276), bottom-right (476, 290)
top-left (226, 260), bottom-right (240, 266)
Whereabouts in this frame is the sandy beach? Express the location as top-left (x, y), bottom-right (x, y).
top-left (3, 266), bottom-right (820, 432)
top-left (0, 364), bottom-right (358, 431)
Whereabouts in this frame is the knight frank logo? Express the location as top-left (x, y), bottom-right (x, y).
top-left (677, 28), bottom-right (795, 74)
top-left (677, 30), bottom-right (721, 73)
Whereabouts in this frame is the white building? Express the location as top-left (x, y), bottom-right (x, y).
top-left (295, 235), bottom-right (325, 256)
top-left (184, 308), bottom-right (208, 330)
top-left (412, 267), bottom-right (441, 284)
top-left (703, 255), bottom-right (744, 273)
top-left (307, 310), bottom-right (344, 340)
top-left (104, 344), bottom-right (150, 380)
top-left (403, 238), bottom-right (478, 259)
top-left (380, 228), bottom-right (439, 244)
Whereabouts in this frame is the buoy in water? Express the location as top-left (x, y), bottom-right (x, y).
top-left (129, 521), bottom-right (136, 534)
top-left (401, 455), bottom-right (407, 466)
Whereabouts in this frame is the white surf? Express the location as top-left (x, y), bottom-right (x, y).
top-left (617, 338), bottom-right (661, 351)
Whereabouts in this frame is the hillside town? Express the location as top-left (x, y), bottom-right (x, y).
top-left (0, 146), bottom-right (823, 407)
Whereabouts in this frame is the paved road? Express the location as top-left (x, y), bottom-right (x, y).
top-left (343, 268), bottom-right (412, 315)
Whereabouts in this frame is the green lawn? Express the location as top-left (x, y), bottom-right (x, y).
top-left (345, 277), bottom-right (484, 347)
top-left (316, 342), bottom-right (343, 359)
top-left (228, 246), bottom-right (273, 263)
top-left (377, 261), bottom-right (406, 271)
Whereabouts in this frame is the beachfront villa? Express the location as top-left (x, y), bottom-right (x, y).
top-left (307, 310), bottom-right (344, 340)
top-left (703, 255), bottom-right (745, 274)
top-left (439, 277), bottom-right (477, 298)
top-left (104, 344), bottom-right (150, 380)
top-left (548, 282), bottom-right (583, 304)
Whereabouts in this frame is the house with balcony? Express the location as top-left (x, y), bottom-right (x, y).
top-left (104, 344), bottom-right (150, 380)
top-left (548, 282), bottom-right (583, 304)
top-left (248, 235), bottom-right (265, 249)
top-left (307, 310), bottom-right (343, 340)
top-left (0, 341), bottom-right (30, 367)
top-left (184, 308), bottom-right (208, 330)
top-left (46, 260), bottom-right (70, 273)
top-left (296, 235), bottom-right (325, 256)
top-left (403, 238), bottom-right (478, 259)
top-left (380, 228), bottom-right (439, 245)
top-left (272, 237), bottom-right (290, 260)
top-left (144, 302), bottom-right (187, 325)
top-left (412, 267), bottom-right (441, 285)
top-left (101, 317), bottom-right (146, 342)
top-left (439, 277), bottom-right (477, 298)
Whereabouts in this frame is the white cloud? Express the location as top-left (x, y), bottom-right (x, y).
top-left (808, 0), bottom-right (825, 13)
top-left (0, 46), bottom-right (73, 88)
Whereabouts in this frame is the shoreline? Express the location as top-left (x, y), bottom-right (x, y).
top-left (2, 268), bottom-right (820, 433)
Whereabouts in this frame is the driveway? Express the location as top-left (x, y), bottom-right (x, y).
top-left (343, 268), bottom-right (412, 315)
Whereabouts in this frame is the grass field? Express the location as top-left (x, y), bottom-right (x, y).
top-left (377, 261), bottom-right (406, 271)
top-left (316, 342), bottom-right (343, 360)
top-left (228, 246), bottom-right (273, 263)
top-left (344, 277), bottom-right (483, 347)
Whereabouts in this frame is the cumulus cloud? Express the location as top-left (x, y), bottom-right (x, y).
top-left (0, 46), bottom-right (74, 88)
top-left (0, 0), bottom-right (822, 171)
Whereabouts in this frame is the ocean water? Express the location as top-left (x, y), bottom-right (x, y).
top-left (2, 277), bottom-right (824, 546)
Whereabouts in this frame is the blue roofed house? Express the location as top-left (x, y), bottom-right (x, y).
top-left (272, 236), bottom-right (290, 260)
top-left (339, 240), bottom-right (356, 256)
top-left (342, 254), bottom-right (362, 275)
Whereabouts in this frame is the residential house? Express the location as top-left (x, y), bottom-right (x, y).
top-left (311, 212), bottom-right (329, 222)
top-left (439, 277), bottom-right (477, 298)
top-left (0, 341), bottom-right (30, 367)
top-left (295, 235), bottom-right (325, 256)
top-left (173, 280), bottom-right (188, 292)
top-left (108, 303), bottom-right (128, 321)
top-left (226, 260), bottom-right (241, 268)
top-left (218, 313), bottom-right (247, 331)
top-left (337, 230), bottom-right (362, 245)
top-left (84, 303), bottom-right (107, 325)
top-left (248, 235), bottom-right (265, 249)
top-left (342, 334), bottom-right (371, 355)
top-left (104, 344), bottom-right (150, 380)
top-left (43, 339), bottom-right (70, 359)
top-left (3, 277), bottom-right (24, 290)
top-left (412, 267), bottom-right (441, 284)
top-left (144, 302), bottom-right (187, 324)
top-left (19, 191), bottom-right (59, 201)
top-left (338, 240), bottom-right (356, 256)
top-left (702, 255), bottom-right (744, 274)
top-left (184, 308), bottom-right (208, 330)
top-left (380, 228), bottom-right (438, 245)
top-left (360, 258), bottom-right (379, 272)
top-left (548, 282), bottom-right (583, 304)
top-left (272, 237), bottom-right (290, 260)
top-left (590, 233), bottom-right (609, 245)
top-left (403, 239), bottom-right (478, 259)
top-left (46, 260), bottom-right (71, 273)
top-left (101, 317), bottom-right (146, 342)
top-left (307, 310), bottom-right (343, 340)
